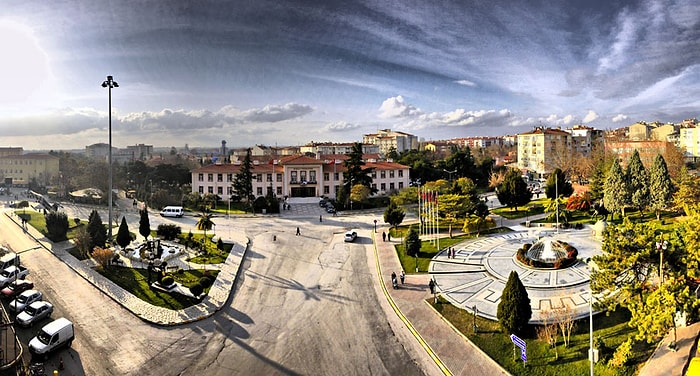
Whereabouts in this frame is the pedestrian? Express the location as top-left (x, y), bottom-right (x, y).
top-left (296, 227), bottom-right (300, 236)
top-left (319, 214), bottom-right (322, 222)
top-left (399, 270), bottom-right (405, 284)
top-left (382, 231), bottom-right (386, 242)
top-left (391, 271), bottom-right (397, 289)
top-left (428, 279), bottom-right (435, 294)
top-left (387, 232), bottom-right (391, 242)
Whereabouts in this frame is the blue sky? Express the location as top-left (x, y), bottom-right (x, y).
top-left (1, 0), bottom-right (699, 150)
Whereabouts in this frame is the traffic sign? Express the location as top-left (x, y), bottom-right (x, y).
top-left (510, 334), bottom-right (527, 362)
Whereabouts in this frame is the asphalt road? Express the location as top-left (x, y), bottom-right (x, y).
top-left (0, 192), bottom-right (427, 376)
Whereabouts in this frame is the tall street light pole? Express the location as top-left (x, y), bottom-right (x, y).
top-left (102, 75), bottom-right (118, 245)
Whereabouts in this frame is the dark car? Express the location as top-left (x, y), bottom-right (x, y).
top-left (0, 280), bottom-right (34, 299)
top-left (326, 205), bottom-right (336, 213)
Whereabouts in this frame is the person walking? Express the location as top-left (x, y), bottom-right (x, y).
top-left (382, 231), bottom-right (386, 242)
top-left (319, 214), bottom-right (322, 222)
top-left (428, 279), bottom-right (435, 294)
top-left (399, 270), bottom-right (405, 284)
top-left (296, 227), bottom-right (300, 236)
top-left (387, 232), bottom-right (391, 242)
top-left (391, 272), bottom-right (397, 289)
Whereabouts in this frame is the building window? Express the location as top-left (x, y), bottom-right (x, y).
top-left (371, 171), bottom-right (377, 178)
top-left (217, 174), bottom-right (223, 182)
top-left (389, 170), bottom-right (395, 178)
top-left (389, 183), bottom-right (395, 190)
top-left (398, 170), bottom-right (403, 177)
top-left (257, 187), bottom-right (263, 196)
top-left (256, 174), bottom-right (262, 182)
top-left (399, 182), bottom-right (404, 189)
top-left (198, 173), bottom-right (204, 181)
top-left (199, 186), bottom-right (204, 194)
top-left (372, 183), bottom-right (377, 191)
top-left (381, 183), bottom-right (386, 191)
top-left (324, 186), bottom-right (330, 194)
top-left (309, 171), bottom-right (316, 182)
top-left (277, 173), bottom-right (283, 182)
top-left (334, 173), bottom-right (339, 180)
top-left (291, 171), bottom-right (297, 182)
top-left (267, 174), bottom-right (272, 182)
top-left (208, 186), bottom-right (213, 193)
top-left (276, 187), bottom-right (282, 195)
top-left (324, 173), bottom-right (329, 181)
top-left (227, 173), bottom-right (233, 182)
top-left (300, 171), bottom-right (307, 182)
top-left (217, 187), bottom-right (223, 195)
top-left (207, 174), bottom-right (213, 182)
top-left (380, 171), bottom-right (386, 178)
top-left (227, 187), bottom-right (233, 195)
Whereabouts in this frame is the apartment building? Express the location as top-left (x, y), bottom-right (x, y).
top-left (517, 127), bottom-right (572, 176)
top-left (299, 142), bottom-right (379, 156)
top-left (362, 129), bottom-right (418, 155)
top-left (679, 119), bottom-right (700, 163)
top-left (191, 154), bottom-right (410, 200)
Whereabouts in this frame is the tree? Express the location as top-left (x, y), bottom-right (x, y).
top-left (139, 209), bottom-right (151, 240)
top-left (603, 159), bottom-right (629, 220)
top-left (437, 193), bottom-right (473, 220)
top-left (626, 150), bottom-right (650, 214)
top-left (73, 226), bottom-right (92, 259)
top-left (628, 277), bottom-right (694, 345)
top-left (87, 210), bottom-right (107, 250)
top-left (384, 201), bottom-right (405, 229)
top-left (536, 309), bottom-right (559, 359)
top-left (196, 212), bottom-right (215, 246)
top-left (591, 218), bottom-right (658, 312)
top-left (672, 166), bottom-right (700, 215)
top-left (497, 271), bottom-right (531, 335)
top-left (232, 148), bottom-right (254, 209)
top-left (342, 143), bottom-right (375, 202)
top-left (566, 192), bottom-right (592, 212)
top-left (648, 154), bottom-right (674, 220)
top-left (349, 184), bottom-right (371, 207)
top-left (92, 247), bottom-right (114, 270)
top-left (116, 217), bottom-right (131, 249)
top-left (545, 168), bottom-right (573, 199)
top-left (552, 302), bottom-right (576, 347)
top-left (496, 169), bottom-right (532, 211)
top-left (404, 226), bottom-right (421, 257)
top-left (45, 211), bottom-right (69, 242)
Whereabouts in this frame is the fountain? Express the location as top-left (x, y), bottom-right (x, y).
top-left (516, 236), bottom-right (578, 269)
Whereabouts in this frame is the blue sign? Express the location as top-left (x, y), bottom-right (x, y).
top-left (510, 334), bottom-right (527, 362)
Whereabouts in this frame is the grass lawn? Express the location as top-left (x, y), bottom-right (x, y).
top-left (97, 266), bottom-right (219, 310)
top-left (392, 228), bottom-right (511, 273)
top-left (430, 297), bottom-right (655, 376)
top-left (16, 210), bottom-right (84, 241)
top-left (492, 200), bottom-right (547, 219)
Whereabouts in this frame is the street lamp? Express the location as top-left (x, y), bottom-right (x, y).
top-left (657, 238), bottom-right (668, 284)
top-left (443, 169), bottom-right (457, 182)
top-left (101, 75), bottom-right (118, 245)
top-left (473, 305), bottom-right (479, 334)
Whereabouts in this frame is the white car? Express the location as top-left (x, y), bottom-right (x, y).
top-left (16, 301), bottom-right (53, 327)
top-left (344, 231), bottom-right (358, 242)
top-left (9, 289), bottom-right (42, 313)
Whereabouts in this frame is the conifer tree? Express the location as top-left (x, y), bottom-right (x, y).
top-left (116, 216), bottom-right (131, 249)
top-left (648, 154), bottom-right (674, 220)
top-left (139, 209), bottom-right (151, 240)
top-left (497, 271), bottom-right (531, 335)
top-left (87, 209), bottom-right (107, 250)
top-left (626, 150), bottom-right (649, 214)
top-left (496, 169), bottom-right (532, 211)
top-left (404, 225), bottom-right (421, 257)
top-left (383, 200), bottom-right (406, 229)
top-left (603, 159), bottom-right (628, 220)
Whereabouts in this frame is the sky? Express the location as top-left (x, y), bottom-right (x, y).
top-left (1, 0), bottom-right (699, 151)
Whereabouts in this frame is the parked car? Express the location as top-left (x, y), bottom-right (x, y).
top-left (16, 301), bottom-right (53, 327)
top-left (0, 265), bottom-right (30, 288)
top-left (1, 280), bottom-right (34, 299)
top-left (319, 198), bottom-right (328, 207)
top-left (326, 205), bottom-right (336, 213)
top-left (29, 318), bottom-right (74, 358)
top-left (9, 290), bottom-right (42, 313)
top-left (344, 230), bottom-right (357, 242)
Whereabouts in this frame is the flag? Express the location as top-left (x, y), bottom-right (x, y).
top-left (268, 159), bottom-right (274, 165)
top-left (328, 159), bottom-right (335, 165)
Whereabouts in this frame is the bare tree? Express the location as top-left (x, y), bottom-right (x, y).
top-left (552, 301), bottom-right (576, 347)
top-left (536, 308), bottom-right (559, 360)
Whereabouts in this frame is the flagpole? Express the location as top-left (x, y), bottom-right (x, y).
top-left (436, 191), bottom-right (439, 251)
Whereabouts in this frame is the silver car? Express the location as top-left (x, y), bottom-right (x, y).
top-left (9, 290), bottom-right (42, 313)
top-left (16, 301), bottom-right (53, 327)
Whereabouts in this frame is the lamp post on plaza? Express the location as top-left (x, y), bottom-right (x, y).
top-left (657, 238), bottom-right (668, 284)
top-left (443, 169), bottom-right (457, 182)
top-left (101, 75), bottom-right (118, 245)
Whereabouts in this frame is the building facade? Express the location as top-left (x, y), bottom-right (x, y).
top-left (191, 154), bottom-right (410, 201)
top-left (362, 129), bottom-right (418, 155)
top-left (517, 127), bottom-right (572, 176)
top-left (0, 153), bottom-right (60, 187)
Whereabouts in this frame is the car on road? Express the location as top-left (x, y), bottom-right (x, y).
top-left (1, 280), bottom-right (34, 299)
top-left (326, 205), bottom-right (336, 213)
top-left (344, 230), bottom-right (357, 242)
top-left (16, 301), bottom-right (53, 327)
top-left (9, 290), bottom-right (42, 313)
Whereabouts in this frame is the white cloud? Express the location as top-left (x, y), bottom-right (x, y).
top-left (582, 110), bottom-right (599, 123)
top-left (326, 121), bottom-right (360, 131)
top-left (454, 79), bottom-right (476, 87)
top-left (612, 113), bottom-right (628, 122)
top-left (378, 96), bottom-right (423, 118)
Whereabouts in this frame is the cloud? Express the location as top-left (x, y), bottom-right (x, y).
top-left (454, 79), bottom-right (476, 87)
top-left (378, 96), bottom-right (423, 118)
top-left (240, 103), bottom-right (314, 123)
top-left (612, 113), bottom-right (628, 122)
top-left (582, 110), bottom-right (599, 123)
top-left (326, 121), bottom-right (360, 131)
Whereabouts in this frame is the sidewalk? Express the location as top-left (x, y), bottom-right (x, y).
top-left (375, 227), bottom-right (508, 376)
top-left (638, 321), bottom-right (700, 376)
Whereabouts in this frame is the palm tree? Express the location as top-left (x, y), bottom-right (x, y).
top-left (196, 213), bottom-right (215, 252)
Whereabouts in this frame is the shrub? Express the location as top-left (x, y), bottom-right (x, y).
top-left (609, 338), bottom-right (633, 368)
top-left (190, 283), bottom-right (204, 297)
top-left (156, 224), bottom-right (181, 240)
top-left (161, 275), bottom-right (175, 287)
top-left (199, 276), bottom-right (213, 288)
top-left (92, 247), bottom-right (114, 269)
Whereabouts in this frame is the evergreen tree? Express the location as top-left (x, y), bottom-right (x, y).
top-left (603, 159), bottom-right (628, 219)
top-left (496, 169), bottom-right (532, 211)
top-left (589, 160), bottom-right (607, 201)
top-left (626, 150), bottom-right (649, 214)
top-left (232, 148), bottom-right (254, 209)
top-left (87, 209), bottom-right (107, 250)
top-left (45, 210), bottom-right (69, 242)
top-left (497, 271), bottom-right (532, 335)
top-left (116, 216), bottom-right (131, 249)
top-left (672, 166), bottom-right (700, 215)
top-left (139, 209), bottom-right (151, 240)
top-left (383, 200), bottom-right (406, 229)
top-left (404, 225), bottom-right (421, 257)
top-left (545, 168), bottom-right (573, 199)
top-left (342, 142), bottom-right (375, 203)
top-left (648, 154), bottom-right (674, 220)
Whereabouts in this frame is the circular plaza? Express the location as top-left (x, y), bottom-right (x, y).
top-left (428, 226), bottom-right (603, 323)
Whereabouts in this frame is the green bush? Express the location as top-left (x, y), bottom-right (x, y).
top-left (189, 283), bottom-right (204, 297)
top-left (161, 275), bottom-right (174, 287)
top-left (609, 338), bottom-right (633, 368)
top-left (156, 224), bottom-right (182, 240)
top-left (199, 276), bottom-right (213, 288)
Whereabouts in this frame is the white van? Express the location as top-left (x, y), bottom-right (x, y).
top-left (160, 206), bottom-right (184, 218)
top-left (29, 317), bottom-right (74, 357)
